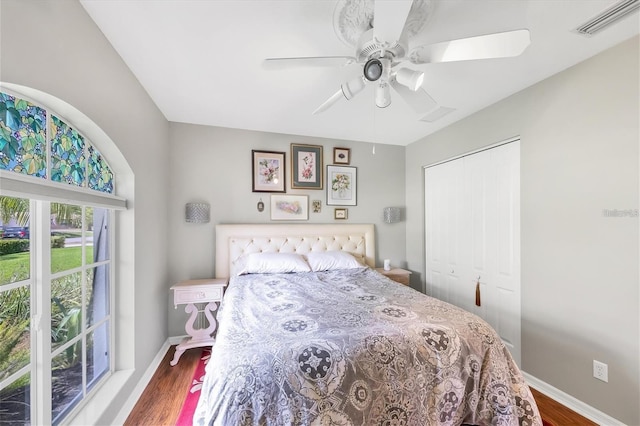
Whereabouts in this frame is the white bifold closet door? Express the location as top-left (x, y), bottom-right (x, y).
top-left (425, 140), bottom-right (521, 365)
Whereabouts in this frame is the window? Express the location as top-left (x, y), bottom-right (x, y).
top-left (0, 90), bottom-right (122, 425)
top-left (0, 92), bottom-right (114, 192)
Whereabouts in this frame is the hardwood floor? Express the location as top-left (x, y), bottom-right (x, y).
top-left (125, 345), bottom-right (597, 426)
top-left (530, 388), bottom-right (597, 426)
top-left (124, 346), bottom-right (201, 426)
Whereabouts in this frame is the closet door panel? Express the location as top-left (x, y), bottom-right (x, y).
top-left (491, 143), bottom-right (521, 360)
top-left (465, 150), bottom-right (494, 315)
top-left (425, 159), bottom-right (465, 302)
top-left (445, 159), bottom-right (466, 309)
top-left (425, 162), bottom-right (447, 300)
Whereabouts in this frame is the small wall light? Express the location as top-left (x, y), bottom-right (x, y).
top-left (383, 207), bottom-right (401, 224)
top-left (185, 202), bottom-right (210, 223)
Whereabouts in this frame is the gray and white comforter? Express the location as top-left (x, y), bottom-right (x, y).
top-left (194, 268), bottom-right (541, 425)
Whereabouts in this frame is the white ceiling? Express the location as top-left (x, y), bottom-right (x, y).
top-left (80, 0), bottom-right (639, 146)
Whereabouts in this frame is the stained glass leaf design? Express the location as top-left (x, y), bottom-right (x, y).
top-left (0, 93), bottom-right (47, 177)
top-left (51, 115), bottom-right (86, 187)
top-left (88, 146), bottom-right (114, 193)
top-left (5, 107), bottom-right (21, 131)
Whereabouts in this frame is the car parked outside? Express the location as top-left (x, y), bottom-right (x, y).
top-left (2, 226), bottom-right (29, 239)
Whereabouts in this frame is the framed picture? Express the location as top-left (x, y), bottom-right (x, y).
top-left (252, 150), bottom-right (285, 193)
top-left (334, 208), bottom-right (348, 220)
top-left (291, 144), bottom-right (323, 189)
top-left (270, 195), bottom-right (308, 221)
top-left (312, 200), bottom-right (321, 213)
top-left (333, 147), bottom-right (351, 165)
top-left (327, 165), bottom-right (357, 206)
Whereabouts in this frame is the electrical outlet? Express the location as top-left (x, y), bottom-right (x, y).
top-left (593, 360), bottom-right (608, 382)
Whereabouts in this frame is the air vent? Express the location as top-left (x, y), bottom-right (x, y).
top-left (574, 0), bottom-right (640, 36)
top-left (420, 106), bottom-right (455, 123)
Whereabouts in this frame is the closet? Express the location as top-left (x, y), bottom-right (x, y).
top-left (425, 139), bottom-right (521, 365)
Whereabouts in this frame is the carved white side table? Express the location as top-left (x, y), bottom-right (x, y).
top-left (170, 278), bottom-right (227, 366)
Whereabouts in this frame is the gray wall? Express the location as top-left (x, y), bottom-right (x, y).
top-left (1, 1), bottom-right (171, 423)
top-left (405, 36), bottom-right (639, 425)
top-left (167, 123), bottom-right (407, 336)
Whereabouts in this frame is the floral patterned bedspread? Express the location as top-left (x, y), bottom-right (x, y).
top-left (194, 268), bottom-right (541, 426)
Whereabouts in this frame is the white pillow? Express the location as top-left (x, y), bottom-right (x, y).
top-left (236, 252), bottom-right (311, 275)
top-left (306, 251), bottom-right (365, 272)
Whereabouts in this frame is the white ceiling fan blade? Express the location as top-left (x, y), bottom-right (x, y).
top-left (390, 77), bottom-right (437, 113)
top-left (390, 77), bottom-right (456, 122)
top-left (313, 90), bottom-right (344, 115)
top-left (373, 0), bottom-right (414, 44)
top-left (264, 56), bottom-right (356, 69)
top-left (409, 29), bottom-right (531, 64)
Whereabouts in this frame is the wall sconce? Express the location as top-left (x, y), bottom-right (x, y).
top-left (383, 207), bottom-right (401, 224)
top-left (185, 202), bottom-right (210, 223)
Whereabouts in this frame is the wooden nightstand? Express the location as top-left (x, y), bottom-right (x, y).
top-left (170, 278), bottom-right (228, 366)
top-left (375, 268), bottom-right (412, 286)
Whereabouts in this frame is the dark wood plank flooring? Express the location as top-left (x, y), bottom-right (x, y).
top-left (531, 387), bottom-right (597, 426)
top-left (125, 345), bottom-right (597, 426)
top-left (124, 346), bottom-right (201, 426)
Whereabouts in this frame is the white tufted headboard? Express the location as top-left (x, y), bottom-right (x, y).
top-left (215, 224), bottom-right (375, 278)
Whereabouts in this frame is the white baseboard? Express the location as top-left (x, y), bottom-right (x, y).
top-left (112, 339), bottom-right (173, 425)
top-left (523, 372), bottom-right (625, 426)
top-left (169, 334), bottom-right (187, 345)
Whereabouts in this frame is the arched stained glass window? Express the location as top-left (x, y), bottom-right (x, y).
top-left (0, 92), bottom-right (114, 194)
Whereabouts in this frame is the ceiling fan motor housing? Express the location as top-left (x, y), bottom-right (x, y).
top-left (355, 28), bottom-right (407, 63)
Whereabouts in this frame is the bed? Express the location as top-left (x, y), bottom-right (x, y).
top-left (194, 224), bottom-right (541, 425)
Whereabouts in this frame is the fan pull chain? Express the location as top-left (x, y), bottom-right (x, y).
top-left (475, 276), bottom-right (481, 307)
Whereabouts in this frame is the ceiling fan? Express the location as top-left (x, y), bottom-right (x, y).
top-left (265, 0), bottom-right (530, 121)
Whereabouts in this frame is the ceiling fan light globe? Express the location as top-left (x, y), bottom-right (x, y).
top-left (396, 68), bottom-right (425, 91)
top-left (341, 76), bottom-right (366, 100)
top-left (364, 58), bottom-right (383, 81)
top-left (375, 82), bottom-right (391, 108)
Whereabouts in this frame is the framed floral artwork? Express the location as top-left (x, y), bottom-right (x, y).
top-left (270, 195), bottom-right (308, 221)
top-left (252, 150), bottom-right (285, 193)
top-left (291, 144), bottom-right (323, 189)
top-left (333, 147), bottom-right (350, 165)
top-left (326, 165), bottom-right (357, 206)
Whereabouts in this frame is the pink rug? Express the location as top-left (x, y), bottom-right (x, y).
top-left (175, 349), bottom-right (211, 426)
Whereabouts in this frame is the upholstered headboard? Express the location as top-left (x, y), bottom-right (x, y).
top-left (215, 223), bottom-right (376, 278)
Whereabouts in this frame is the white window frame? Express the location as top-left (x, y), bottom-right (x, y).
top-left (0, 195), bottom-right (119, 426)
top-left (0, 88), bottom-right (125, 425)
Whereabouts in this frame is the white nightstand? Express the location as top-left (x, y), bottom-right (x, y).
top-left (170, 278), bottom-right (228, 366)
top-left (375, 268), bottom-right (412, 286)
